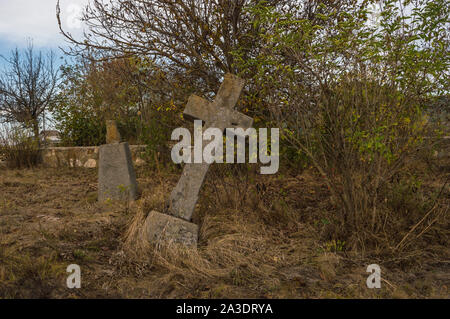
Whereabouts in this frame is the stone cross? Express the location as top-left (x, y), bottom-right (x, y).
top-left (166, 73), bottom-right (253, 221)
top-left (143, 73), bottom-right (252, 247)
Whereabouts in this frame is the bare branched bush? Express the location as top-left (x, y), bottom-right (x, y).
top-left (56, 0), bottom-right (298, 94)
top-left (205, 163), bottom-right (256, 210)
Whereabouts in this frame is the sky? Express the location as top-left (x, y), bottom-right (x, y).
top-left (0, 0), bottom-right (88, 65)
top-left (0, 0), bottom-right (89, 129)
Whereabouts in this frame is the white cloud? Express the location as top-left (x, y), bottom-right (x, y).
top-left (0, 0), bottom-right (88, 48)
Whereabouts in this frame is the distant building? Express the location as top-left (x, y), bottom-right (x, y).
top-left (40, 130), bottom-right (61, 146)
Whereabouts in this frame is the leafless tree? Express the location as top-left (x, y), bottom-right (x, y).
top-left (56, 0), bottom-right (296, 94)
top-left (0, 44), bottom-right (59, 142)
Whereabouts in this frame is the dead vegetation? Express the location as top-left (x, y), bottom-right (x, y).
top-left (0, 157), bottom-right (448, 298)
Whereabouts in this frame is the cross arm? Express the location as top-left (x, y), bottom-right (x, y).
top-left (183, 94), bottom-right (252, 130)
top-left (224, 108), bottom-right (253, 131)
top-left (183, 94), bottom-right (213, 123)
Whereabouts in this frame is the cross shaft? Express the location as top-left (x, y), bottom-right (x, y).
top-left (166, 73), bottom-right (252, 221)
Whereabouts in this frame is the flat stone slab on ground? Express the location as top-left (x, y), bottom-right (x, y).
top-left (143, 210), bottom-right (198, 247)
top-left (98, 142), bottom-right (138, 202)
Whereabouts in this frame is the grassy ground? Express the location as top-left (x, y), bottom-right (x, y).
top-left (0, 161), bottom-right (448, 298)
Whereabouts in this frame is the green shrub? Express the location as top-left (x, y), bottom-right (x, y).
top-left (233, 0), bottom-right (449, 249)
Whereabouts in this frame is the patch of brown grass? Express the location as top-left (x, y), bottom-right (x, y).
top-left (0, 161), bottom-right (448, 298)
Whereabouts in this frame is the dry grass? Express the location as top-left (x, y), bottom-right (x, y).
top-left (0, 160), bottom-right (448, 298)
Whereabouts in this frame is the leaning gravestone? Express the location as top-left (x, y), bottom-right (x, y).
top-left (98, 120), bottom-right (138, 202)
top-left (143, 73), bottom-right (253, 247)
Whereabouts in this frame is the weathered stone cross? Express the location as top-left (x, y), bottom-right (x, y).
top-left (143, 73), bottom-right (252, 247)
top-left (166, 73), bottom-right (253, 222)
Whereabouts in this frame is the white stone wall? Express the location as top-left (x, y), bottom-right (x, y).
top-left (41, 145), bottom-right (147, 168)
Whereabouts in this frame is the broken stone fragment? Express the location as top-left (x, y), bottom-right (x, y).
top-left (143, 210), bottom-right (198, 247)
top-left (106, 120), bottom-right (121, 144)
